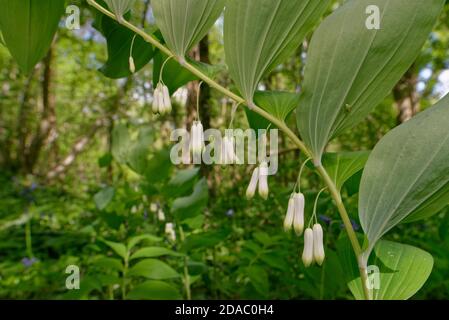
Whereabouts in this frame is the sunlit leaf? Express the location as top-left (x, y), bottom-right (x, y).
top-left (127, 280), bottom-right (181, 300)
top-left (128, 259), bottom-right (179, 279)
top-left (297, 0), bottom-right (444, 161)
top-left (224, 0), bottom-right (330, 103)
top-left (359, 95), bottom-right (449, 257)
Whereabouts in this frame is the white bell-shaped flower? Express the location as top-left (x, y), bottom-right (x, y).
top-left (246, 167), bottom-right (259, 199)
top-left (157, 208), bottom-right (166, 222)
top-left (129, 56), bottom-right (136, 73)
top-left (152, 84), bottom-right (163, 114)
top-left (165, 223), bottom-right (176, 242)
top-left (161, 84), bottom-right (172, 114)
top-left (293, 193), bottom-right (305, 235)
top-left (221, 135), bottom-right (237, 164)
top-left (283, 196), bottom-right (295, 231)
top-left (191, 121), bottom-right (205, 157)
top-left (302, 227), bottom-right (314, 267)
top-left (258, 161), bottom-right (269, 200)
top-left (313, 223), bottom-right (325, 266)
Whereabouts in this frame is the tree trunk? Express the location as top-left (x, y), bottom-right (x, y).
top-left (393, 66), bottom-right (420, 124)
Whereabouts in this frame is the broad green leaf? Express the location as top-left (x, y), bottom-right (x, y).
top-left (97, 14), bottom-right (155, 78)
top-left (94, 187), bottom-right (115, 210)
top-left (322, 151), bottom-right (370, 191)
top-left (111, 124), bottom-right (131, 164)
top-left (0, 0), bottom-right (65, 74)
top-left (245, 91), bottom-right (300, 131)
top-left (128, 259), bottom-right (179, 279)
top-left (347, 241), bottom-right (433, 300)
top-left (130, 247), bottom-right (183, 260)
top-left (92, 257), bottom-right (124, 272)
top-left (245, 265), bottom-right (269, 297)
top-left (297, 0), bottom-right (444, 161)
top-left (127, 280), bottom-right (181, 300)
top-left (182, 229), bottom-right (230, 252)
top-left (104, 0), bottom-right (135, 19)
top-left (171, 178), bottom-right (209, 220)
top-left (224, 0), bottom-right (330, 103)
top-left (153, 51), bottom-right (223, 95)
top-left (359, 95), bottom-right (449, 257)
top-left (102, 240), bottom-right (127, 259)
top-left (151, 0), bottom-right (225, 58)
top-left (127, 234), bottom-right (162, 250)
top-left (144, 148), bottom-right (173, 183)
top-left (162, 168), bottom-right (200, 198)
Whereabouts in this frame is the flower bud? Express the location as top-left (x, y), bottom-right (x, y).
top-left (283, 196), bottom-right (295, 231)
top-left (258, 161), bottom-right (269, 200)
top-left (162, 84), bottom-right (172, 114)
top-left (152, 85), bottom-right (162, 114)
top-left (246, 167), bottom-right (259, 199)
top-left (157, 208), bottom-right (165, 221)
top-left (165, 223), bottom-right (176, 242)
top-left (313, 223), bottom-right (325, 266)
top-left (191, 121), bottom-right (204, 156)
top-left (302, 228), bottom-right (314, 267)
top-left (129, 56), bottom-right (136, 73)
top-left (293, 193), bottom-right (305, 235)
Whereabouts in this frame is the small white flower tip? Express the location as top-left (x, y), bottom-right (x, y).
top-left (302, 228), bottom-right (314, 267)
top-left (162, 85), bottom-right (172, 114)
top-left (313, 223), bottom-right (325, 266)
top-left (258, 162), bottom-right (269, 200)
top-left (283, 197), bottom-right (295, 232)
top-left (246, 167), bottom-right (259, 199)
top-left (293, 193), bottom-right (305, 235)
top-left (191, 121), bottom-right (205, 155)
top-left (129, 56), bottom-right (136, 73)
top-left (152, 86), bottom-right (162, 114)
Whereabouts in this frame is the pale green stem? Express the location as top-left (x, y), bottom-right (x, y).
top-left (87, 0), bottom-right (370, 300)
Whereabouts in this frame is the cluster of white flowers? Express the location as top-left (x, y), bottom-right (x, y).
top-left (283, 192), bottom-right (304, 235)
top-left (153, 83), bottom-right (172, 115)
top-left (302, 224), bottom-right (325, 267)
top-left (191, 121), bottom-right (205, 157)
top-left (246, 161), bottom-right (269, 200)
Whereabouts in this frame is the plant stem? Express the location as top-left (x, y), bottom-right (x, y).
top-left (122, 255), bottom-right (129, 300)
top-left (25, 209), bottom-right (33, 258)
top-left (87, 0), bottom-right (370, 300)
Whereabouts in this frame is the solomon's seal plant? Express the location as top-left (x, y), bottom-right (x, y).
top-left (2, 0), bottom-right (445, 300)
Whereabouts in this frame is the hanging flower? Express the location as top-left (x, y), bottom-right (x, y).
top-left (157, 208), bottom-right (166, 221)
top-left (313, 223), bottom-right (325, 266)
top-left (191, 121), bottom-right (205, 157)
top-left (246, 167), bottom-right (259, 199)
top-left (129, 56), bottom-right (136, 73)
top-left (258, 161), bottom-right (269, 200)
top-left (165, 223), bottom-right (176, 242)
top-left (152, 83), bottom-right (172, 115)
top-left (283, 196), bottom-right (295, 231)
top-left (302, 227), bottom-right (314, 267)
top-left (220, 135), bottom-right (237, 165)
top-left (293, 193), bottom-right (305, 235)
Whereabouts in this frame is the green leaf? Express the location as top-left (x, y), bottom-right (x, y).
top-left (359, 95), bottom-right (449, 257)
top-left (127, 280), bottom-right (181, 300)
top-left (348, 241), bottom-right (434, 300)
top-left (94, 187), bottom-right (115, 210)
top-left (111, 124), bottom-right (131, 164)
top-left (297, 0), bottom-right (444, 160)
top-left (144, 148), bottom-right (173, 183)
top-left (245, 91), bottom-right (300, 131)
top-left (246, 265), bottom-right (269, 297)
top-left (322, 151), bottom-right (370, 191)
top-left (97, 14), bottom-right (155, 78)
top-left (130, 247), bottom-right (183, 260)
top-left (182, 229), bottom-right (230, 252)
top-left (127, 234), bottom-right (162, 251)
top-left (171, 178), bottom-right (209, 220)
top-left (92, 257), bottom-right (124, 272)
top-left (0, 0), bottom-right (65, 74)
top-left (102, 240), bottom-right (127, 260)
top-left (128, 259), bottom-right (179, 279)
top-left (163, 168), bottom-right (200, 198)
top-left (151, 0), bottom-right (225, 58)
top-left (224, 0), bottom-right (330, 103)
top-left (104, 0), bottom-right (135, 19)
